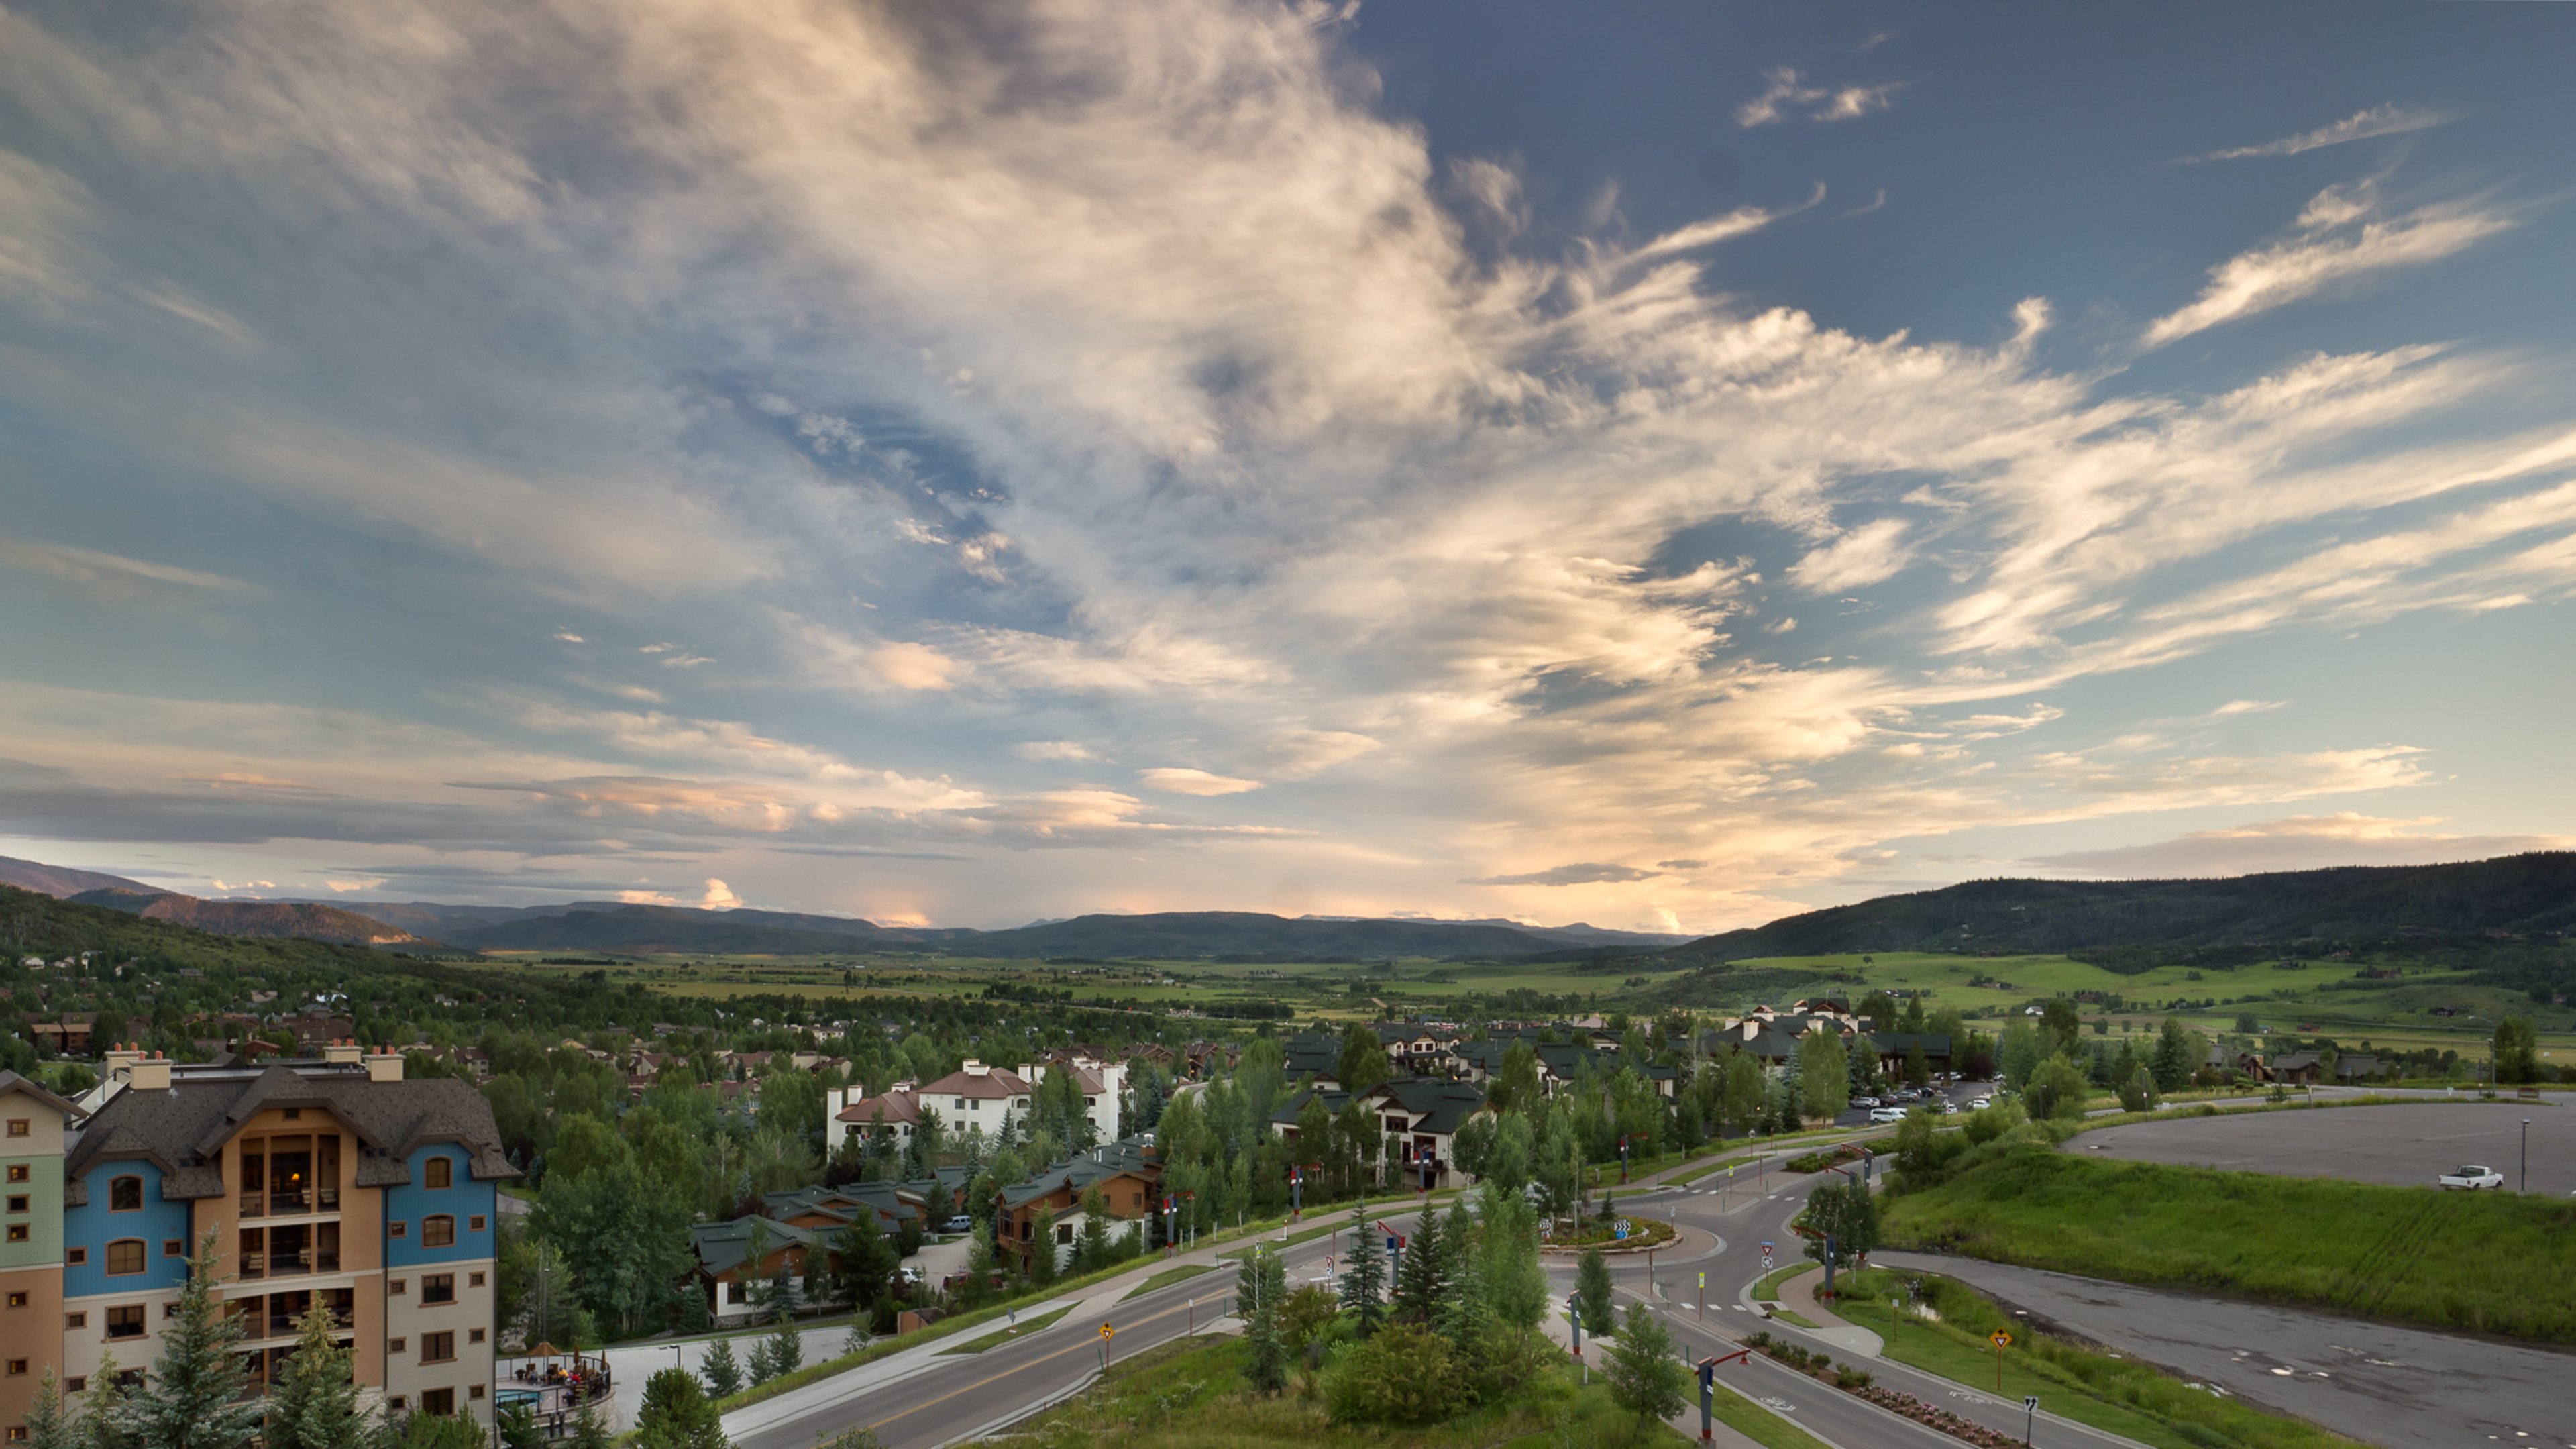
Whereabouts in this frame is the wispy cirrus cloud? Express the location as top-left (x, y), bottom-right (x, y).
top-left (1735, 67), bottom-right (1902, 127)
top-left (2174, 103), bottom-right (2453, 164)
top-left (2145, 180), bottom-right (2514, 345)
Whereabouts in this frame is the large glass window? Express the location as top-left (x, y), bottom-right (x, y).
top-left (423, 1158), bottom-right (452, 1189)
top-left (422, 1216), bottom-right (455, 1248)
top-left (105, 1305), bottom-right (144, 1340)
top-left (104, 1240), bottom-right (144, 1276)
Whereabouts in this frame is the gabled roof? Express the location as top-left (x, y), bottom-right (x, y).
top-left (997, 1134), bottom-right (1161, 1211)
top-left (918, 1065), bottom-right (1032, 1100)
top-left (689, 1215), bottom-right (829, 1278)
top-left (64, 1064), bottom-right (513, 1201)
top-left (0, 1070), bottom-right (85, 1122)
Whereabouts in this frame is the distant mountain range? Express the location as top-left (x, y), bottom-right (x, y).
top-left (0, 855), bottom-right (1684, 959)
top-left (0, 857), bottom-right (425, 947)
top-left (1662, 852), bottom-right (2576, 962)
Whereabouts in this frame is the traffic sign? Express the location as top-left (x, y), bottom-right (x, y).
top-left (1697, 1271), bottom-right (1705, 1289)
top-left (1100, 1323), bottom-right (1114, 1340)
top-left (2024, 1395), bottom-right (2040, 1411)
top-left (1990, 1330), bottom-right (2012, 1348)
top-left (1615, 1218), bottom-right (1632, 1234)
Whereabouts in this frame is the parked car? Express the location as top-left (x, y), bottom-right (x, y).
top-left (942, 1214), bottom-right (974, 1234)
top-left (1853, 1096), bottom-right (1881, 1109)
top-left (1868, 1106), bottom-right (1909, 1124)
top-left (2439, 1165), bottom-right (2504, 1190)
top-left (1967, 1097), bottom-right (1992, 1110)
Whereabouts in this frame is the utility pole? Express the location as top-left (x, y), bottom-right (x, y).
top-left (2522, 1118), bottom-right (2532, 1193)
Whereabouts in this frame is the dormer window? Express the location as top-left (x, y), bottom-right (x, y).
top-left (423, 1158), bottom-right (452, 1190)
top-left (108, 1177), bottom-right (142, 1212)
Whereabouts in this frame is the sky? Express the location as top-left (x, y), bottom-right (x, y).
top-left (3, 0), bottom-right (2574, 934)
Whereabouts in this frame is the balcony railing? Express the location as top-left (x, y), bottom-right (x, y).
top-left (236, 1250), bottom-right (340, 1280)
top-left (239, 1188), bottom-right (340, 1220)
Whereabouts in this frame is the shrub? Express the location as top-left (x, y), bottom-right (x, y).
top-left (1320, 1323), bottom-right (1456, 1424)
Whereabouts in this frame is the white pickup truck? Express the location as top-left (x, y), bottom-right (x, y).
top-left (2438, 1165), bottom-right (2504, 1190)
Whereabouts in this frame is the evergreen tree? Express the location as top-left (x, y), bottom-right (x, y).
top-left (1236, 1247), bottom-right (1289, 1394)
top-left (564, 1402), bottom-right (614, 1449)
top-left (266, 1299), bottom-right (371, 1449)
top-left (1574, 1246), bottom-right (1617, 1338)
top-left (700, 1337), bottom-right (746, 1399)
top-left (1477, 1184), bottom-right (1548, 1340)
top-left (635, 1366), bottom-right (729, 1449)
top-left (498, 1404), bottom-right (545, 1449)
top-left (1075, 1186), bottom-right (1114, 1272)
top-left (831, 1214), bottom-right (899, 1311)
top-left (1389, 1211), bottom-right (1449, 1327)
top-left (1434, 1197), bottom-right (1490, 1348)
top-left (763, 1309), bottom-right (804, 1381)
top-left (1336, 1199), bottom-right (1386, 1336)
top-left (77, 1350), bottom-right (131, 1449)
top-left (1604, 1301), bottom-right (1688, 1434)
top-left (1028, 1206), bottom-right (1059, 1285)
top-left (125, 1232), bottom-right (259, 1449)
top-left (23, 1369), bottom-right (68, 1449)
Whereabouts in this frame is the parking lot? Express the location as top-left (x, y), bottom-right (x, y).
top-left (2070, 1099), bottom-right (2576, 1195)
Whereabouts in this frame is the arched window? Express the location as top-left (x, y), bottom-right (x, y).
top-left (104, 1240), bottom-right (144, 1276)
top-left (108, 1176), bottom-right (142, 1212)
top-left (423, 1157), bottom-right (452, 1189)
top-left (421, 1216), bottom-right (455, 1249)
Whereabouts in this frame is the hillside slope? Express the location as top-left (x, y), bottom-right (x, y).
top-left (0, 855), bottom-right (158, 899)
top-left (68, 889), bottom-right (418, 946)
top-left (1668, 852), bottom-right (2576, 961)
top-left (964, 911), bottom-right (1563, 960)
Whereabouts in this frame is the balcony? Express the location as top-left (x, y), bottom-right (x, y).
top-left (238, 1187), bottom-right (341, 1220)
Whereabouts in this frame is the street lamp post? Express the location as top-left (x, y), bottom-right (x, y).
top-left (2522, 1118), bottom-right (2532, 1194)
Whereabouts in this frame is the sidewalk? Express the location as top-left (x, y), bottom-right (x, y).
top-left (1772, 1267), bottom-right (1883, 1360)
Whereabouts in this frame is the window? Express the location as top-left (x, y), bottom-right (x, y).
top-left (422, 1274), bottom-right (455, 1305)
top-left (108, 1177), bottom-right (141, 1212)
top-left (5, 1195), bottom-right (24, 1213)
top-left (468, 1385), bottom-right (484, 1401)
top-left (3, 1227), bottom-right (22, 1244)
top-left (725, 1281), bottom-right (747, 1305)
top-left (421, 1216), bottom-right (455, 1248)
top-left (105, 1240), bottom-right (144, 1276)
top-left (62, 1379), bottom-right (83, 1395)
top-left (423, 1158), bottom-right (452, 1189)
top-left (468, 1216), bottom-right (486, 1233)
top-left (9, 1427), bottom-right (25, 1442)
top-left (162, 1240), bottom-right (182, 1258)
top-left (420, 1388), bottom-right (454, 1417)
top-left (5, 1360), bottom-right (25, 1375)
top-left (421, 1331), bottom-right (454, 1362)
top-left (468, 1272), bottom-right (485, 1287)
top-left (389, 1280), bottom-right (406, 1296)
top-left (281, 1108), bottom-right (300, 1121)
top-left (62, 1313), bottom-right (83, 1330)
top-left (384, 1397), bottom-right (404, 1413)
top-left (105, 1305), bottom-right (144, 1340)
top-left (64, 1248), bottom-right (83, 1267)
top-left (388, 1222), bottom-right (406, 1239)
top-left (162, 1303), bottom-right (179, 1319)
top-left (387, 1338), bottom-right (406, 1354)
top-left (4, 1166), bottom-right (23, 1183)
top-left (5, 1293), bottom-right (25, 1308)
top-left (468, 1328), bottom-right (485, 1344)
top-left (5, 1120), bottom-right (25, 1138)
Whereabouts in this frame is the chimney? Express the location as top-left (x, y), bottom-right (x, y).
top-left (365, 1046), bottom-right (404, 1083)
top-left (103, 1042), bottom-right (146, 1081)
top-left (964, 1061), bottom-right (989, 1077)
top-left (323, 1038), bottom-right (363, 1066)
top-left (129, 1050), bottom-right (172, 1093)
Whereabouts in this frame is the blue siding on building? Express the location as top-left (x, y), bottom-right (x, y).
top-left (64, 1159), bottom-right (191, 1297)
top-left (384, 1145), bottom-right (494, 1267)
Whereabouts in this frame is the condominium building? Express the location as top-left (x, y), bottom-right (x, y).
top-left (0, 1042), bottom-right (513, 1440)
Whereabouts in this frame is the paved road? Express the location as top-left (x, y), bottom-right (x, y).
top-left (1873, 1252), bottom-right (2576, 1449)
top-left (2073, 1099), bottom-right (2576, 1195)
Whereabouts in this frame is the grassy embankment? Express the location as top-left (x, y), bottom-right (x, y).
top-left (994, 1334), bottom-right (1704, 1448)
top-left (1120, 1263), bottom-right (1220, 1301)
top-left (1882, 1144), bottom-right (2576, 1340)
top-left (938, 1305), bottom-right (1073, 1354)
top-left (1826, 1269), bottom-right (2361, 1449)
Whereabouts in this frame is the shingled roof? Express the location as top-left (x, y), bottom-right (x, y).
top-left (64, 1063), bottom-right (514, 1204)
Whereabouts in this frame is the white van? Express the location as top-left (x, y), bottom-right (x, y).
top-left (1867, 1106), bottom-right (1909, 1124)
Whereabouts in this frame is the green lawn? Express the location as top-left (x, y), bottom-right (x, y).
top-left (1883, 1144), bottom-right (2576, 1341)
top-left (936, 1304), bottom-right (1073, 1354)
top-left (1748, 1262), bottom-right (1817, 1302)
top-left (1121, 1262), bottom-right (1221, 1302)
top-left (1830, 1270), bottom-right (2360, 1449)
